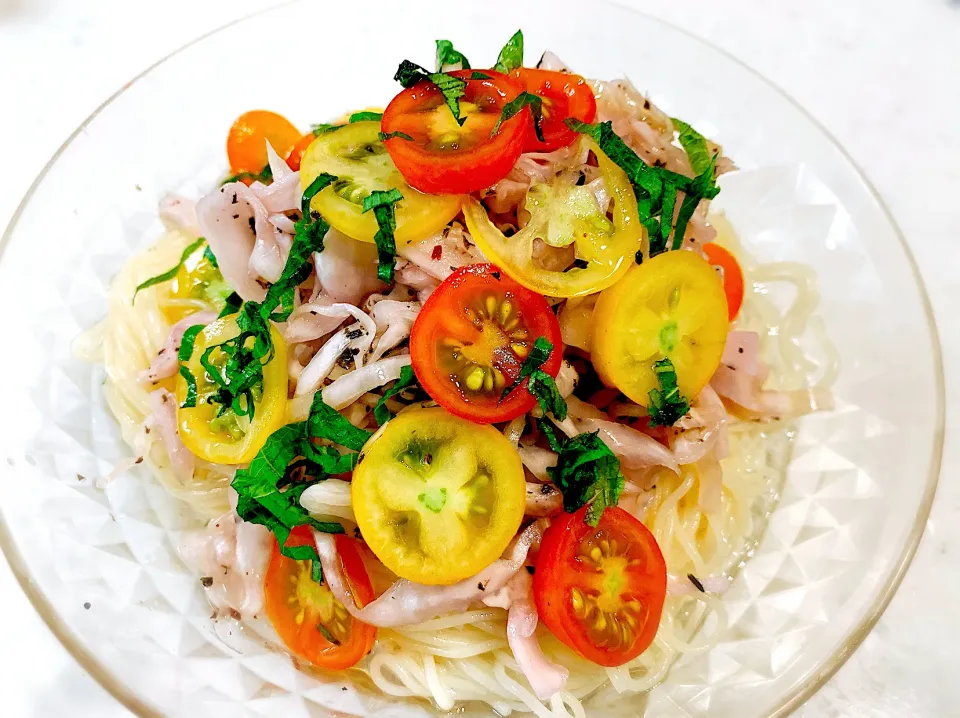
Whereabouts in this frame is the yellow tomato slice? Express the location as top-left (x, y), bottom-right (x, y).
top-left (300, 121), bottom-right (462, 245)
top-left (592, 250), bottom-right (729, 406)
top-left (176, 316), bottom-right (288, 464)
top-left (463, 137), bottom-right (642, 298)
top-left (161, 244), bottom-right (232, 324)
top-left (351, 408), bottom-right (526, 585)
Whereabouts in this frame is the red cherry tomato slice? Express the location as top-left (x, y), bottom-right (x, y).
top-left (286, 132), bottom-right (316, 172)
top-left (264, 527), bottom-right (377, 670)
top-left (509, 68), bottom-right (597, 153)
top-left (410, 263), bottom-right (563, 423)
top-left (533, 506), bottom-right (667, 667)
top-left (381, 70), bottom-right (527, 194)
top-left (702, 243), bottom-right (745, 321)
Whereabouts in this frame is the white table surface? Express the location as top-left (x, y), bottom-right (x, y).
top-left (1, 0), bottom-right (957, 715)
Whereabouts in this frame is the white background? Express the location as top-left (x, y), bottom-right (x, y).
top-left (1, 0), bottom-right (958, 715)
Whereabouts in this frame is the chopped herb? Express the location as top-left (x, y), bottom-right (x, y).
top-left (670, 153), bottom-right (718, 251)
top-left (311, 123), bottom-right (342, 135)
top-left (394, 60), bottom-right (468, 126)
top-left (435, 39), bottom-right (471, 70)
top-left (263, 214), bottom-right (330, 322)
top-left (200, 301), bottom-right (274, 420)
top-left (178, 366), bottom-right (198, 408)
top-left (470, 71), bottom-right (492, 80)
top-left (259, 174), bottom-right (337, 323)
top-left (493, 29), bottom-right (524, 73)
top-left (528, 370), bottom-right (567, 420)
top-left (546, 430), bottom-right (625, 526)
top-left (200, 576), bottom-right (213, 588)
top-left (307, 391), bottom-right (373, 452)
top-left (177, 324), bottom-right (205, 363)
top-left (301, 172), bottom-right (338, 215)
top-left (221, 163), bottom-right (272, 186)
top-left (218, 291), bottom-right (243, 318)
top-left (378, 130), bottom-right (414, 142)
top-left (671, 118), bottom-right (713, 175)
top-left (647, 357), bottom-right (690, 427)
top-left (361, 189), bottom-right (403, 283)
top-left (499, 337), bottom-right (567, 419)
top-left (373, 365), bottom-right (418, 426)
top-left (491, 91), bottom-right (544, 142)
top-left (565, 119), bottom-right (720, 256)
top-left (233, 391), bottom-right (373, 584)
top-left (202, 244), bottom-right (219, 269)
top-left (132, 237), bottom-right (205, 299)
top-left (349, 111), bottom-right (383, 123)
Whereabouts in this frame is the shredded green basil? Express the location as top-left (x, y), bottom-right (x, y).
top-left (132, 238), bottom-right (205, 300)
top-left (566, 119), bottom-right (720, 256)
top-left (671, 118), bottom-right (713, 175)
top-left (541, 423), bottom-right (625, 526)
top-left (349, 111), bottom-right (383, 123)
top-left (435, 39), bottom-right (471, 70)
top-left (500, 337), bottom-right (567, 419)
top-left (494, 30), bottom-right (524, 73)
top-left (394, 60), bottom-right (468, 126)
top-left (361, 189), bottom-right (403, 284)
top-left (491, 91), bottom-right (544, 142)
top-left (311, 123), bottom-right (342, 135)
top-left (647, 357), bottom-right (691, 427)
top-left (373, 365), bottom-right (419, 426)
top-left (221, 163), bottom-right (273, 186)
top-left (379, 130), bottom-right (414, 142)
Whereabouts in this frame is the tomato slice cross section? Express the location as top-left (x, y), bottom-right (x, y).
top-left (410, 264), bottom-right (563, 423)
top-left (264, 527), bottom-right (377, 670)
top-left (381, 70), bottom-right (528, 194)
top-left (533, 506), bottom-right (667, 667)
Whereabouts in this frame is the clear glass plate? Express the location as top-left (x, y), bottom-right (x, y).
top-left (0, 1), bottom-right (942, 716)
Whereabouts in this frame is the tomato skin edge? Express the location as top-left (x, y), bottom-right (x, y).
top-left (382, 71), bottom-right (529, 195)
top-left (702, 242), bottom-right (745, 321)
top-left (533, 506), bottom-right (667, 667)
top-left (264, 528), bottom-right (377, 671)
top-left (409, 263), bottom-right (563, 424)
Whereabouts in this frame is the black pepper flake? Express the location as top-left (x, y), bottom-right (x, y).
top-left (135, 457), bottom-right (143, 464)
top-left (247, 217), bottom-right (256, 233)
top-left (477, 582), bottom-right (485, 591)
top-left (687, 573), bottom-right (705, 593)
top-left (526, 566), bottom-right (535, 575)
top-left (635, 250), bottom-right (644, 265)
top-left (491, 271), bottom-right (501, 280)
top-left (643, 99), bottom-right (651, 110)
top-left (653, 159), bottom-right (666, 168)
top-left (201, 576), bottom-right (214, 588)
top-left (232, 213), bottom-right (239, 220)
top-left (83, 602), bottom-right (91, 610)
top-left (77, 474), bottom-right (87, 482)
top-left (346, 328), bottom-right (364, 340)
top-left (341, 687), bottom-right (348, 691)
top-left (540, 484), bottom-right (554, 495)
top-left (231, 193), bottom-right (237, 204)
top-left (353, 526), bottom-right (363, 539)
top-left (738, 347), bottom-right (744, 354)
top-left (571, 258), bottom-right (590, 270)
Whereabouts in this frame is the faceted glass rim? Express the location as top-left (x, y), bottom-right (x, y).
top-left (0, 1), bottom-right (944, 716)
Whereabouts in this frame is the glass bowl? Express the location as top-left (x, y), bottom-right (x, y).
top-left (0, 0), bottom-right (942, 716)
